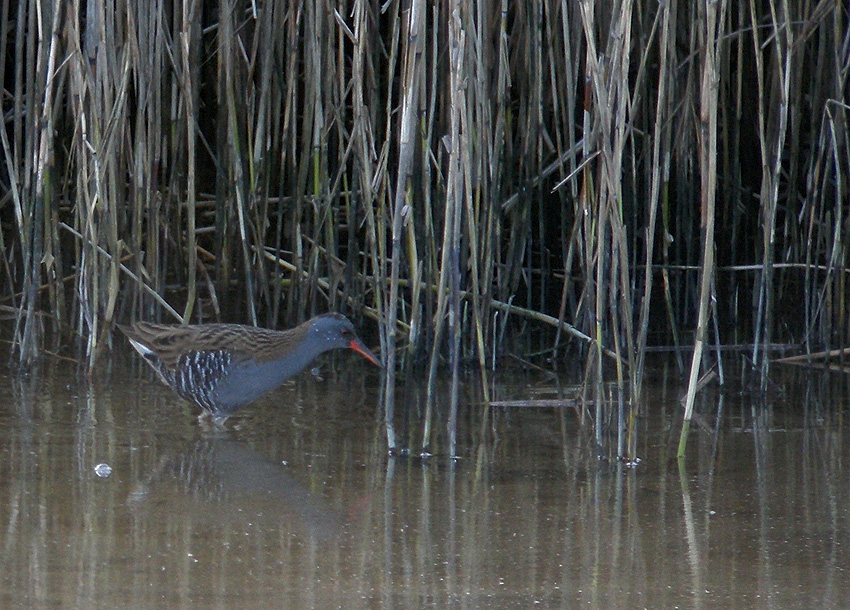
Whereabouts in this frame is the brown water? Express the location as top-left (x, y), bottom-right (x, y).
top-left (1, 357), bottom-right (849, 609)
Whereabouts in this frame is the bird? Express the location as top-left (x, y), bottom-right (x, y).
top-left (119, 313), bottom-right (381, 423)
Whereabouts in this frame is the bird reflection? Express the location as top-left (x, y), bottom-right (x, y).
top-left (128, 430), bottom-right (341, 541)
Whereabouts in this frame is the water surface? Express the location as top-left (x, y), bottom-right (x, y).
top-left (1, 357), bottom-right (848, 608)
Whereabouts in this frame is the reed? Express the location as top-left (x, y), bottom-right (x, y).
top-left (679, 0), bottom-right (725, 457)
top-left (1, 1), bottom-right (846, 455)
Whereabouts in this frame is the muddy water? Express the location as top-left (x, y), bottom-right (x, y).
top-left (1, 357), bottom-right (848, 609)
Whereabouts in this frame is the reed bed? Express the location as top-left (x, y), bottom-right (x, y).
top-left (1, 1), bottom-right (846, 457)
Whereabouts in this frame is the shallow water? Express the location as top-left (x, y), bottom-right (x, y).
top-left (1, 356), bottom-right (849, 609)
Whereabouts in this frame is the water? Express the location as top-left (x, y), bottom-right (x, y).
top-left (1, 356), bottom-right (849, 609)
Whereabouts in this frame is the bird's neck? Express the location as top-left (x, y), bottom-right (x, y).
top-left (266, 331), bottom-right (323, 381)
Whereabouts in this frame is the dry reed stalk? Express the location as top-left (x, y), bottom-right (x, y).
top-left (180, 0), bottom-right (199, 323)
top-left (423, 115), bottom-right (458, 452)
top-left (679, 0), bottom-right (726, 457)
top-left (383, 0), bottom-right (424, 452)
top-left (577, 0), bottom-right (637, 457)
top-left (14, 0), bottom-right (62, 366)
top-left (220, 0), bottom-right (257, 326)
top-left (350, 0), bottom-right (386, 346)
top-left (794, 5), bottom-right (848, 354)
top-left (60, 223), bottom-right (181, 320)
top-left (462, 2), bottom-right (492, 408)
top-left (67, 0), bottom-right (132, 369)
top-left (750, 0), bottom-right (793, 387)
top-left (443, 1), bottom-right (471, 458)
top-left (634, 0), bottom-right (674, 393)
top-left (551, 0), bottom-right (581, 360)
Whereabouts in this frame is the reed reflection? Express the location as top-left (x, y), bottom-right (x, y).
top-left (1, 364), bottom-right (849, 609)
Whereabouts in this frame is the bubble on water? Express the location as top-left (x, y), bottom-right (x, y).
top-left (94, 463), bottom-right (113, 478)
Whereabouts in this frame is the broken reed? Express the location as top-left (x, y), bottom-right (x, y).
top-left (1, 1), bottom-right (847, 457)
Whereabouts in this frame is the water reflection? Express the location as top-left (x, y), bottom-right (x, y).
top-left (0, 361), bottom-right (848, 608)
top-left (127, 431), bottom-right (342, 541)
